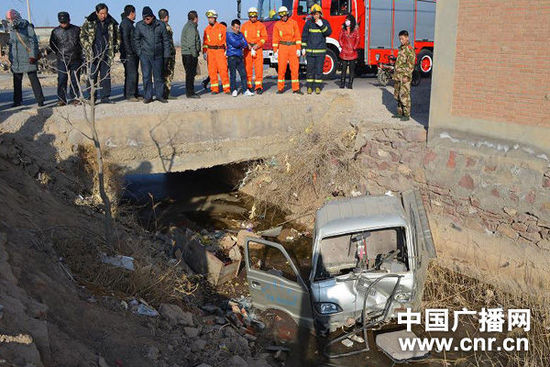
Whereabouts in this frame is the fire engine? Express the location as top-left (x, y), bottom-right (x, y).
top-left (249, 0), bottom-right (436, 79)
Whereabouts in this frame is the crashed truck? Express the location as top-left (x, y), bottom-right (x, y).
top-left (245, 190), bottom-right (436, 343)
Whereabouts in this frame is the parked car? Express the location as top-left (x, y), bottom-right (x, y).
top-left (244, 190), bottom-right (436, 336)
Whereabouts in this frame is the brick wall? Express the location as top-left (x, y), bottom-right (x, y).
top-left (451, 0), bottom-right (550, 126)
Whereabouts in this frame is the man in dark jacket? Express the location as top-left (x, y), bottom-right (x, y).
top-left (301, 4), bottom-right (332, 94)
top-left (180, 10), bottom-right (201, 99)
top-left (80, 3), bottom-right (119, 104)
top-left (6, 9), bottom-right (44, 107)
top-left (50, 12), bottom-right (82, 106)
top-left (133, 6), bottom-right (170, 103)
top-left (119, 5), bottom-right (140, 101)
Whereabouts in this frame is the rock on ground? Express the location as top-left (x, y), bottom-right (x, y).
top-left (159, 303), bottom-right (194, 327)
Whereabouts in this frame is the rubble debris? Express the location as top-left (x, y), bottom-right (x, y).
top-left (183, 327), bottom-right (200, 338)
top-left (128, 299), bottom-right (158, 317)
top-left (227, 355), bottom-right (248, 367)
top-left (237, 229), bottom-right (261, 248)
top-left (257, 226), bottom-right (283, 238)
top-left (201, 304), bottom-right (222, 315)
top-left (276, 228), bottom-right (301, 243)
top-left (146, 345), bottom-right (160, 360)
top-left (159, 303), bottom-right (194, 327)
top-left (100, 253), bottom-right (135, 271)
top-left (181, 233), bottom-right (241, 286)
top-left (135, 303), bottom-right (159, 317)
top-left (228, 245), bottom-right (242, 262)
top-left (98, 356), bottom-right (109, 367)
top-left (219, 234), bottom-right (237, 250)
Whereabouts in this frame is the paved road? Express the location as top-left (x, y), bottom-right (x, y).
top-left (0, 73), bottom-right (431, 127)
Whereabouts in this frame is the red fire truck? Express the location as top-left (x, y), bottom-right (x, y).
top-left (254, 0), bottom-right (436, 79)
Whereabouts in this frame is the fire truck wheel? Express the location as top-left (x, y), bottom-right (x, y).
top-left (417, 49), bottom-right (433, 77)
top-left (322, 49), bottom-right (338, 80)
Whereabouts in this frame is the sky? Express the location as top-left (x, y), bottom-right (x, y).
top-left (5, 0), bottom-right (258, 44)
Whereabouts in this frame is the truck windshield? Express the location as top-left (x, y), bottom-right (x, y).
top-left (258, 0), bottom-right (294, 20)
top-left (315, 227), bottom-right (409, 281)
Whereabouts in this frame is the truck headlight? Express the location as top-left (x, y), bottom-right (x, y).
top-left (315, 303), bottom-right (343, 315)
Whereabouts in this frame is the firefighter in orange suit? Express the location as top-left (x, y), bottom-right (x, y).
top-left (203, 9), bottom-right (230, 94)
top-left (241, 7), bottom-right (267, 94)
top-left (272, 6), bottom-right (303, 94)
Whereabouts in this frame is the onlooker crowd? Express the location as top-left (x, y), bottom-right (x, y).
top-left (3, 3), bottom-right (414, 119)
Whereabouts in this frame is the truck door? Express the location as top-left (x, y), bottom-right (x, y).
top-left (245, 237), bottom-right (314, 328)
top-left (401, 190), bottom-right (436, 309)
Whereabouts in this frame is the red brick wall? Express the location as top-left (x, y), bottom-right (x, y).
top-left (451, 0), bottom-right (550, 126)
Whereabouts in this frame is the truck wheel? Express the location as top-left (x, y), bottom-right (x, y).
top-left (322, 49), bottom-right (338, 80)
top-left (377, 70), bottom-right (389, 86)
top-left (417, 49), bottom-right (433, 77)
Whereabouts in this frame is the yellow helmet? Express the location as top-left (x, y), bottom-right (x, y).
top-left (248, 7), bottom-right (258, 17)
top-left (278, 6), bottom-right (289, 16)
top-left (310, 4), bottom-right (322, 14)
top-left (205, 9), bottom-right (218, 18)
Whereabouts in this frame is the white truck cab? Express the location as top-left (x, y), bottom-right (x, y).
top-left (245, 190), bottom-right (436, 335)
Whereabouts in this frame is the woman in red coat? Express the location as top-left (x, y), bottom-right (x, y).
top-left (338, 14), bottom-right (359, 89)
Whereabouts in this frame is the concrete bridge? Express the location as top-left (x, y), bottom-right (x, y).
top-left (12, 91), bottom-right (361, 174)
top-left (0, 79), bottom-right (430, 174)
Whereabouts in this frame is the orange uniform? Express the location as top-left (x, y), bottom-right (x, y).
top-left (273, 18), bottom-right (301, 91)
top-left (203, 22), bottom-right (230, 93)
top-left (241, 20), bottom-right (268, 91)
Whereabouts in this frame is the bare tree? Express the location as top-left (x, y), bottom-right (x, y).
top-left (55, 45), bottom-right (116, 246)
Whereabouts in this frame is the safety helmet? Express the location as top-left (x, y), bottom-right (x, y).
top-left (310, 4), bottom-right (322, 14)
top-left (205, 9), bottom-right (218, 18)
top-left (278, 6), bottom-right (289, 16)
top-left (248, 7), bottom-right (258, 17)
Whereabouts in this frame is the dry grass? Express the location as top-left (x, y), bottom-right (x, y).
top-left (245, 122), bottom-right (365, 215)
top-left (424, 262), bottom-right (550, 367)
top-left (44, 226), bottom-right (198, 307)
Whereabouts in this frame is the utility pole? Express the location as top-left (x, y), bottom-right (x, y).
top-left (26, 0), bottom-right (32, 24)
top-left (237, 0), bottom-right (241, 19)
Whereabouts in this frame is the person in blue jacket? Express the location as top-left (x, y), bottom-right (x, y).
top-left (226, 19), bottom-right (254, 97)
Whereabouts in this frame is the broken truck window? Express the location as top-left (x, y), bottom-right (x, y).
top-left (315, 227), bottom-right (408, 281)
top-left (248, 240), bottom-right (298, 283)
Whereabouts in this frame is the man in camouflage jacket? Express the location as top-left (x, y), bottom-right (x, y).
top-left (393, 30), bottom-right (415, 121)
top-left (80, 3), bottom-right (119, 103)
top-left (159, 9), bottom-right (176, 99)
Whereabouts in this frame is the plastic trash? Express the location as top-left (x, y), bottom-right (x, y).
top-left (341, 339), bottom-right (354, 348)
top-left (135, 303), bottom-right (159, 317)
top-left (101, 253), bottom-right (135, 271)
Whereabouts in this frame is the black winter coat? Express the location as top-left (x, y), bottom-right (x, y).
top-left (133, 18), bottom-right (170, 59)
top-left (119, 16), bottom-right (136, 59)
top-left (49, 24), bottom-right (82, 64)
